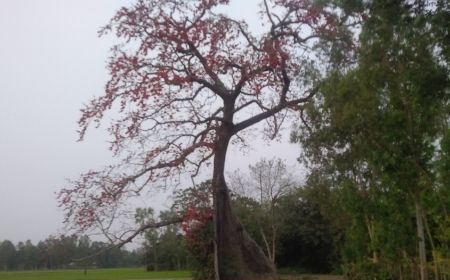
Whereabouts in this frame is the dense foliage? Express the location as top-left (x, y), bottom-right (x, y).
top-left (293, 0), bottom-right (450, 279)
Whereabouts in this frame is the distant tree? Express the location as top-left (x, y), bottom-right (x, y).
top-left (0, 240), bottom-right (17, 270)
top-left (57, 0), bottom-right (360, 278)
top-left (36, 241), bottom-right (49, 269)
top-left (15, 242), bottom-right (25, 270)
top-left (90, 241), bottom-right (123, 268)
top-left (135, 207), bottom-right (190, 272)
top-left (22, 240), bottom-right (38, 270)
top-left (135, 207), bottom-right (160, 271)
top-left (157, 210), bottom-right (188, 271)
top-left (75, 235), bottom-right (92, 267)
top-left (229, 157), bottom-right (294, 263)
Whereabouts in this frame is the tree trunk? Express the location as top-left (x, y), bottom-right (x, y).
top-left (260, 227), bottom-right (272, 261)
top-left (415, 199), bottom-right (427, 280)
top-left (154, 240), bottom-right (158, 271)
top-left (365, 215), bottom-right (378, 263)
top-left (212, 126), bottom-right (276, 280)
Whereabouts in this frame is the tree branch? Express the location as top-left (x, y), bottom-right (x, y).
top-left (72, 217), bottom-right (183, 262)
top-left (233, 85), bottom-right (320, 134)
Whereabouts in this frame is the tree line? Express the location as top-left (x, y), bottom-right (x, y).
top-left (0, 235), bottom-right (139, 271)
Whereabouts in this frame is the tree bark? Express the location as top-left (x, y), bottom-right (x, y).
top-left (212, 125), bottom-right (276, 280)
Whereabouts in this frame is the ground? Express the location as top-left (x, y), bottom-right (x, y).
top-left (0, 268), bottom-right (343, 280)
top-left (0, 268), bottom-right (190, 280)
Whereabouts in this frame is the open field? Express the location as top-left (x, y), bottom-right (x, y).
top-left (0, 268), bottom-right (191, 280)
top-left (0, 268), bottom-right (344, 280)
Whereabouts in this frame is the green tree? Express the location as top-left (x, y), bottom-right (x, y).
top-left (293, 0), bottom-right (450, 278)
top-left (276, 188), bottom-right (341, 273)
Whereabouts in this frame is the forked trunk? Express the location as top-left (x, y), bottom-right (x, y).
top-left (212, 127), bottom-right (276, 280)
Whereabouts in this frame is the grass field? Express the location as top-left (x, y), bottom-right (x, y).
top-left (0, 268), bottom-right (191, 280)
top-left (0, 268), bottom-right (344, 280)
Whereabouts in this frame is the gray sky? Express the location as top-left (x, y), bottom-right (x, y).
top-left (0, 0), bottom-right (304, 245)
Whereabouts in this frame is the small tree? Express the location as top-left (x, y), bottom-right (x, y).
top-left (58, 1), bottom-right (359, 279)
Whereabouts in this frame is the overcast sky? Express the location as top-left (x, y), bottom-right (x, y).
top-left (0, 0), bottom-right (304, 245)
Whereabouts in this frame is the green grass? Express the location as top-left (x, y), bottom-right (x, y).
top-left (0, 268), bottom-right (191, 280)
top-left (0, 268), bottom-right (344, 280)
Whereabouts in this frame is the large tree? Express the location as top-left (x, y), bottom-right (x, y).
top-left (58, 0), bottom-right (358, 279)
